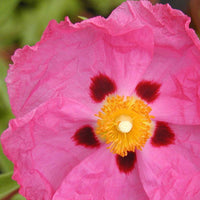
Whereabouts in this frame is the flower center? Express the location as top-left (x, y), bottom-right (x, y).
top-left (95, 95), bottom-right (154, 157)
top-left (118, 120), bottom-right (132, 133)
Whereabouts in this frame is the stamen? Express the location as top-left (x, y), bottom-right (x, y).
top-left (95, 95), bottom-right (153, 157)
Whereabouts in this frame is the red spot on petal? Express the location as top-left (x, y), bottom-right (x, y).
top-left (135, 80), bottom-right (161, 103)
top-left (151, 121), bottom-right (175, 147)
top-left (73, 125), bottom-right (100, 148)
top-left (90, 73), bottom-right (116, 102)
top-left (116, 152), bottom-right (136, 174)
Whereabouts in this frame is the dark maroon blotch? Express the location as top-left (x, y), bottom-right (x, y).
top-left (116, 152), bottom-right (136, 174)
top-left (135, 80), bottom-right (161, 103)
top-left (151, 121), bottom-right (175, 147)
top-left (90, 73), bottom-right (116, 102)
top-left (72, 125), bottom-right (100, 148)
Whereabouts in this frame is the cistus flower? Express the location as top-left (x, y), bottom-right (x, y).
top-left (1, 1), bottom-right (200, 199)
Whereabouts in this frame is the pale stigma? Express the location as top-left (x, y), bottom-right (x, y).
top-left (118, 121), bottom-right (133, 133)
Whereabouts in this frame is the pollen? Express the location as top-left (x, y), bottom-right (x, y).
top-left (95, 95), bottom-right (154, 157)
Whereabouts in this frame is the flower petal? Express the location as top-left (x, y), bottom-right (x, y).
top-left (151, 121), bottom-right (175, 147)
top-left (137, 124), bottom-right (200, 200)
top-left (143, 45), bottom-right (200, 124)
top-left (126, 1), bottom-right (199, 48)
top-left (53, 147), bottom-right (148, 200)
top-left (135, 80), bottom-right (161, 103)
top-left (89, 73), bottom-right (117, 103)
top-left (116, 151), bottom-right (137, 174)
top-left (1, 97), bottom-right (99, 200)
top-left (72, 125), bottom-right (100, 148)
top-left (107, 1), bottom-right (200, 124)
top-left (7, 1), bottom-right (154, 117)
top-left (121, 1), bottom-right (200, 124)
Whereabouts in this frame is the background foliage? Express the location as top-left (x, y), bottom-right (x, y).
top-left (0, 0), bottom-right (199, 199)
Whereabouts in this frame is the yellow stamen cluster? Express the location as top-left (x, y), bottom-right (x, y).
top-left (95, 95), bottom-right (154, 157)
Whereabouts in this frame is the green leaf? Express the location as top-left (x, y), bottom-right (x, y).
top-left (0, 171), bottom-right (19, 199)
top-left (0, 59), bottom-right (10, 107)
top-left (0, 58), bottom-right (14, 133)
top-left (87, 0), bottom-right (125, 16)
top-left (20, 0), bottom-right (83, 46)
top-left (0, 59), bottom-right (14, 172)
top-left (0, 0), bottom-right (20, 24)
top-left (78, 16), bottom-right (88, 20)
top-left (0, 145), bottom-right (13, 173)
top-left (11, 193), bottom-right (26, 200)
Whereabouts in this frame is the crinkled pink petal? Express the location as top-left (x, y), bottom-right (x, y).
top-left (1, 97), bottom-right (98, 200)
top-left (128, 1), bottom-right (200, 48)
top-left (116, 1), bottom-right (200, 124)
top-left (2, 1), bottom-right (200, 200)
top-left (53, 147), bottom-right (148, 200)
top-left (9, 1), bottom-right (200, 124)
top-left (150, 62), bottom-right (200, 124)
top-left (137, 124), bottom-right (200, 200)
top-left (148, 52), bottom-right (200, 124)
top-left (7, 2), bottom-right (154, 117)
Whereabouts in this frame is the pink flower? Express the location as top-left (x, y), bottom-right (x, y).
top-left (1, 1), bottom-right (200, 199)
